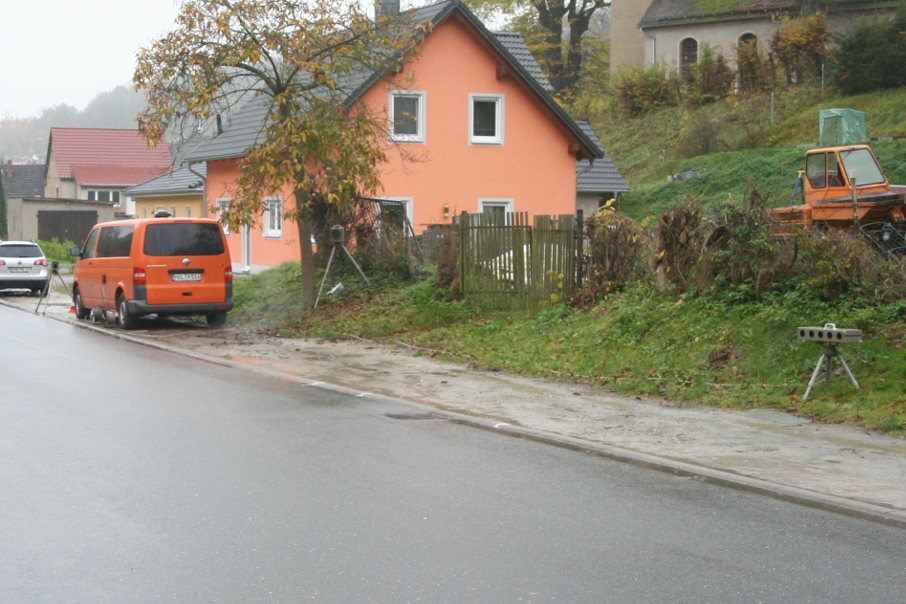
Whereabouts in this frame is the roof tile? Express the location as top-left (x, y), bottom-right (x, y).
top-left (49, 128), bottom-right (172, 186)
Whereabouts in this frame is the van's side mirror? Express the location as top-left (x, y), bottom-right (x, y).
top-left (70, 245), bottom-right (82, 258)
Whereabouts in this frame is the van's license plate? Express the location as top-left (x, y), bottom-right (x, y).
top-left (171, 272), bottom-right (202, 282)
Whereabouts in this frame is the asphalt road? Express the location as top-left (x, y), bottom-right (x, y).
top-left (1, 305), bottom-right (904, 603)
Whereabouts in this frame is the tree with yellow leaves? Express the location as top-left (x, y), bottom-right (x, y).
top-left (134, 0), bottom-right (428, 308)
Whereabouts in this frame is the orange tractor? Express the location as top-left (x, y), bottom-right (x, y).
top-left (769, 144), bottom-right (906, 256)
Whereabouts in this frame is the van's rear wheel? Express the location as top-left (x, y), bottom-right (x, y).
top-left (206, 311), bottom-right (227, 328)
top-left (116, 293), bottom-right (138, 330)
top-left (73, 286), bottom-right (90, 319)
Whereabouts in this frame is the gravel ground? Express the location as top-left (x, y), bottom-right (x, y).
top-left (6, 274), bottom-right (906, 525)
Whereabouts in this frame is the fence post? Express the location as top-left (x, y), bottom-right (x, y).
top-left (575, 209), bottom-right (584, 288)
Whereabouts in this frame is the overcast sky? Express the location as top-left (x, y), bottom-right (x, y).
top-left (0, 1), bottom-right (439, 119)
top-left (0, 0), bottom-right (184, 118)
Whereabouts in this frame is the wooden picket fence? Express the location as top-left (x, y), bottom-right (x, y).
top-left (458, 212), bottom-right (577, 312)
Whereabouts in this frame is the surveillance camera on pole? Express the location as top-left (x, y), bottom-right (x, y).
top-left (315, 225), bottom-right (370, 308)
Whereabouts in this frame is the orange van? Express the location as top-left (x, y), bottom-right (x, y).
top-left (71, 216), bottom-right (233, 329)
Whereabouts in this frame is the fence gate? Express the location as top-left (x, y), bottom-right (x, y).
top-left (459, 212), bottom-right (576, 312)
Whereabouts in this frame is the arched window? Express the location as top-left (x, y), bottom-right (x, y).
top-left (739, 32), bottom-right (757, 47)
top-left (680, 38), bottom-right (698, 76)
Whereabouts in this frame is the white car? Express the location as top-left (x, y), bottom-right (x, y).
top-left (0, 240), bottom-right (50, 295)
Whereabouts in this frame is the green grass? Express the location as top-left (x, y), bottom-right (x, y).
top-left (234, 266), bottom-right (906, 435)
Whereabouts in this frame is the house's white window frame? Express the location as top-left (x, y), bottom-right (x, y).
top-left (264, 197), bottom-right (283, 238)
top-left (216, 198), bottom-right (232, 235)
top-left (87, 189), bottom-right (122, 205)
top-left (185, 206), bottom-right (192, 217)
top-left (479, 198), bottom-right (513, 221)
top-left (389, 91), bottom-right (426, 143)
top-left (469, 93), bottom-right (505, 145)
top-left (377, 196), bottom-right (414, 235)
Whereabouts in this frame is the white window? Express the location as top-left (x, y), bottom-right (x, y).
top-left (264, 197), bottom-right (282, 238)
top-left (378, 197), bottom-right (414, 234)
top-left (479, 198), bottom-right (513, 223)
top-left (469, 94), bottom-right (504, 145)
top-left (87, 189), bottom-right (121, 204)
top-left (389, 91), bottom-right (426, 142)
top-left (216, 198), bottom-right (232, 235)
top-left (185, 206), bottom-right (192, 217)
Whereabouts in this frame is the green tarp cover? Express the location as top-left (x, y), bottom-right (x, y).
top-left (819, 108), bottom-right (867, 146)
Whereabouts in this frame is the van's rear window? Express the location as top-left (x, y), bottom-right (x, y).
top-left (143, 223), bottom-right (225, 256)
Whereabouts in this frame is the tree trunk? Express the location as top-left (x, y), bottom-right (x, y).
top-left (294, 186), bottom-right (317, 309)
top-left (534, 1), bottom-right (566, 93)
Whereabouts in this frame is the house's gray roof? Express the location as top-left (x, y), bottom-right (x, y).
top-left (639, 0), bottom-right (895, 29)
top-left (1, 164), bottom-right (45, 198)
top-left (124, 163), bottom-right (207, 197)
top-left (187, 0), bottom-right (600, 163)
top-left (575, 122), bottom-right (629, 195)
top-left (494, 32), bottom-right (554, 94)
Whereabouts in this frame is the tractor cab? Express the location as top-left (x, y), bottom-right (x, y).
top-left (771, 144), bottom-right (906, 232)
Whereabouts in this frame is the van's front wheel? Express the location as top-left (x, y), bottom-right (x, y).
top-left (72, 286), bottom-right (90, 319)
top-left (206, 311), bottom-right (227, 328)
top-left (116, 293), bottom-right (138, 330)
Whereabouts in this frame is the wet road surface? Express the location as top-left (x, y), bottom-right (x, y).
top-left (1, 306), bottom-right (903, 602)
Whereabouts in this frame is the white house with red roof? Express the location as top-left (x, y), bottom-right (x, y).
top-left (44, 128), bottom-right (172, 212)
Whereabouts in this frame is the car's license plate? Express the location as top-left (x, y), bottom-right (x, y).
top-left (171, 272), bottom-right (202, 282)
top-left (8, 267), bottom-right (30, 273)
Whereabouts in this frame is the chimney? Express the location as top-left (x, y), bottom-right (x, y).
top-left (5, 160), bottom-right (12, 178)
top-left (376, 0), bottom-right (400, 19)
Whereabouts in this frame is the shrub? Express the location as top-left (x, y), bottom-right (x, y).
top-left (769, 12), bottom-right (830, 85)
top-left (37, 238), bottom-right (76, 264)
top-left (735, 37), bottom-right (775, 93)
top-left (575, 200), bottom-right (652, 302)
top-left (683, 44), bottom-right (735, 105)
top-left (696, 184), bottom-right (795, 299)
top-left (656, 197), bottom-right (707, 290)
top-left (793, 228), bottom-right (906, 303)
top-left (611, 64), bottom-right (680, 118)
top-left (831, 7), bottom-right (906, 94)
top-left (673, 110), bottom-right (724, 158)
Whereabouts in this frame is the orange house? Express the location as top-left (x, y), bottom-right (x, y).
top-left (187, 0), bottom-right (606, 272)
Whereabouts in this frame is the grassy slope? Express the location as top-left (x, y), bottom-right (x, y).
top-left (596, 87), bottom-right (906, 220)
top-left (232, 86), bottom-right (906, 435)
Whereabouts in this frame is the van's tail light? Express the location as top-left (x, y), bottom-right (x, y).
top-left (133, 268), bottom-right (147, 285)
top-left (0, 259), bottom-right (5, 265)
top-left (225, 268), bottom-right (233, 283)
top-left (34, 259), bottom-right (47, 266)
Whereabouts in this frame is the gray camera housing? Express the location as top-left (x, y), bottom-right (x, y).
top-left (797, 323), bottom-right (862, 343)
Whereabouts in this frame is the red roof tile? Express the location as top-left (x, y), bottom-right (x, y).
top-left (70, 165), bottom-right (171, 187)
top-left (49, 128), bottom-right (172, 186)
